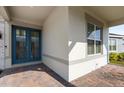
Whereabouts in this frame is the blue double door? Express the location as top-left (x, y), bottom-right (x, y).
top-left (12, 25), bottom-right (41, 64)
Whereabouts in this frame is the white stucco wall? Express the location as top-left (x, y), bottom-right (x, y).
top-left (42, 6), bottom-right (108, 81)
top-left (0, 21), bottom-right (5, 70)
top-left (42, 7), bottom-right (69, 81)
top-left (69, 56), bottom-right (107, 81)
top-left (68, 7), bottom-right (86, 62)
top-left (0, 20), bottom-right (11, 69)
top-left (68, 7), bottom-right (108, 81)
top-left (4, 21), bottom-right (12, 68)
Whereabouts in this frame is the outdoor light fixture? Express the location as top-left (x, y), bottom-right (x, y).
top-left (0, 32), bottom-right (2, 39)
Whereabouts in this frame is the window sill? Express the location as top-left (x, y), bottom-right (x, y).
top-left (87, 53), bottom-right (102, 57)
top-left (109, 51), bottom-right (117, 52)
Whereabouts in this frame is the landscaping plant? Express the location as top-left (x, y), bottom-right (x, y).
top-left (109, 52), bottom-right (124, 66)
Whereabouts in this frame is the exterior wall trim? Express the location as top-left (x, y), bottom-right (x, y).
top-left (43, 54), bottom-right (68, 65)
top-left (69, 54), bottom-right (106, 65)
top-left (43, 54), bottom-right (106, 65)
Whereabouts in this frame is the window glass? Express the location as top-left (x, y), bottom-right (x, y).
top-left (109, 39), bottom-right (116, 51)
top-left (87, 22), bottom-right (102, 55)
top-left (96, 41), bottom-right (101, 53)
top-left (95, 26), bottom-right (101, 40)
top-left (88, 40), bottom-right (94, 54)
top-left (87, 23), bottom-right (95, 40)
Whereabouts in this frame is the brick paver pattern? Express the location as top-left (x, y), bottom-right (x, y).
top-left (0, 63), bottom-right (124, 87)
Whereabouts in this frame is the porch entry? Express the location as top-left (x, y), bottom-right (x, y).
top-left (12, 25), bottom-right (41, 64)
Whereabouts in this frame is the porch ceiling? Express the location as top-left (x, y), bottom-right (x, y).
top-left (84, 6), bottom-right (124, 27)
top-left (2, 6), bottom-right (124, 27)
top-left (7, 6), bottom-right (55, 27)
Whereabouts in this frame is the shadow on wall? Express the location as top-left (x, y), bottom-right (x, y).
top-left (69, 38), bottom-right (108, 62)
top-left (69, 41), bottom-right (76, 53)
top-left (69, 39), bottom-right (86, 61)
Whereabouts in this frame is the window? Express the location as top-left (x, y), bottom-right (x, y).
top-left (123, 39), bottom-right (124, 45)
top-left (87, 23), bottom-right (102, 55)
top-left (109, 38), bottom-right (116, 51)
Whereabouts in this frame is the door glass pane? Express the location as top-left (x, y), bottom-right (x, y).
top-left (31, 31), bottom-right (40, 59)
top-left (88, 39), bottom-right (94, 54)
top-left (16, 29), bottom-right (27, 60)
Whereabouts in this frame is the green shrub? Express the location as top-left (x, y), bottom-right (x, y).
top-left (109, 52), bottom-right (124, 62)
top-left (118, 52), bottom-right (124, 61)
top-left (109, 52), bottom-right (119, 61)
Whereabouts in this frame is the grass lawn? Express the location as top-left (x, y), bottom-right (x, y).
top-left (109, 61), bottom-right (124, 67)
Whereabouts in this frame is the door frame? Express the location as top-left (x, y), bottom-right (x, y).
top-left (12, 25), bottom-right (42, 65)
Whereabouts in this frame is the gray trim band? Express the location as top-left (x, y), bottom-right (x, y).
top-left (43, 54), bottom-right (68, 65)
top-left (43, 54), bottom-right (107, 65)
top-left (70, 54), bottom-right (107, 65)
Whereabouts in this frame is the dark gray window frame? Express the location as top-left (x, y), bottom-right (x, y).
top-left (85, 14), bottom-right (103, 56)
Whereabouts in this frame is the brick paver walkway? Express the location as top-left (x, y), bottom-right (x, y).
top-left (0, 64), bottom-right (124, 87)
top-left (71, 64), bottom-right (124, 87)
top-left (0, 63), bottom-right (74, 87)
